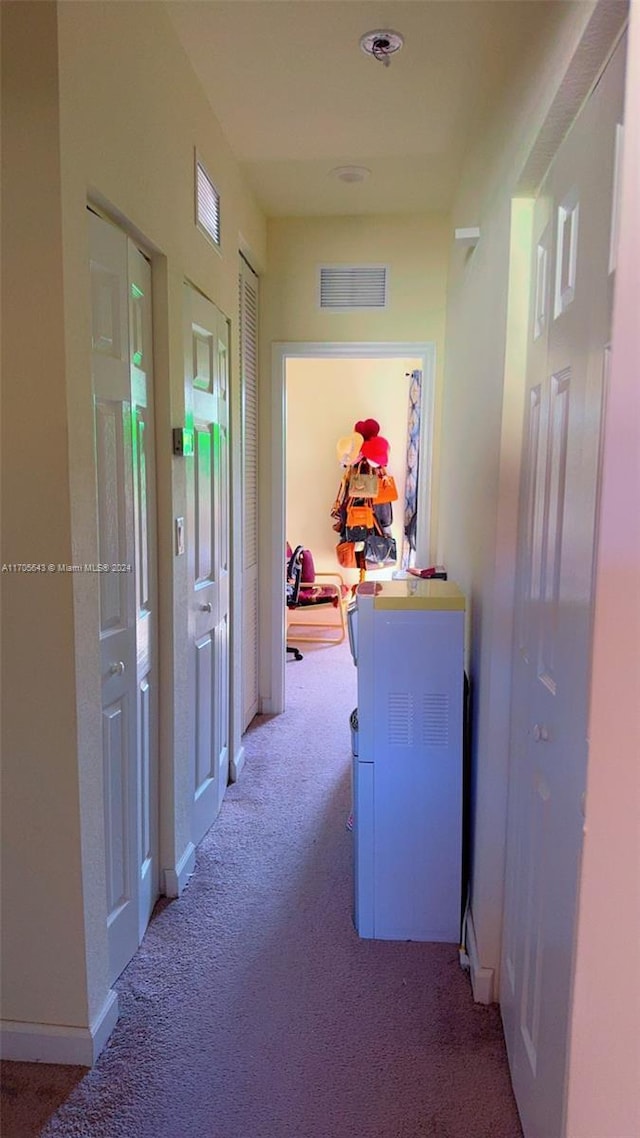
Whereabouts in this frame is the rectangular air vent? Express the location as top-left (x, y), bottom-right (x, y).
top-left (422, 694), bottom-right (449, 747)
top-left (195, 155), bottom-right (221, 248)
top-left (319, 265), bottom-right (388, 310)
top-left (388, 693), bottom-right (413, 747)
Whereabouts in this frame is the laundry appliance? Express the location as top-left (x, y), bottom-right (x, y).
top-left (352, 579), bottom-right (465, 941)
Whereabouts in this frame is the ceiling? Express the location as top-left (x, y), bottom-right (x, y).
top-left (166, 1), bottom-right (560, 218)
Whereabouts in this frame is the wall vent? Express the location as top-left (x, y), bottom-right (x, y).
top-left (195, 155), bottom-right (221, 248)
top-left (319, 265), bottom-right (388, 310)
top-left (388, 692), bottom-right (413, 746)
top-left (422, 694), bottom-right (449, 747)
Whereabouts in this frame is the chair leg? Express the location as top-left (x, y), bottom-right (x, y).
top-left (286, 644), bottom-right (303, 661)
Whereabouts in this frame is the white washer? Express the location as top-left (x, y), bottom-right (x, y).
top-left (353, 579), bottom-right (465, 941)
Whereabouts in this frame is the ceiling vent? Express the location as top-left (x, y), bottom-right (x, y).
top-left (319, 265), bottom-right (388, 310)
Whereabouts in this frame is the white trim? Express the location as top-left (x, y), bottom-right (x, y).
top-left (1, 990), bottom-right (119, 1066)
top-left (230, 744), bottom-right (245, 783)
top-left (466, 906), bottom-right (495, 1004)
top-left (268, 341), bottom-right (436, 717)
top-left (163, 841), bottom-right (196, 898)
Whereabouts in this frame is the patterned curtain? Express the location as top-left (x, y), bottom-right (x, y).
top-left (401, 369), bottom-right (422, 569)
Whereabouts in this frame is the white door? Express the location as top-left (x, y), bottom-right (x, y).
top-left (501, 38), bottom-right (626, 1138)
top-left (128, 242), bottom-right (159, 941)
top-left (184, 283), bottom-right (231, 845)
top-left (239, 256), bottom-right (260, 730)
top-left (89, 210), bottom-right (159, 983)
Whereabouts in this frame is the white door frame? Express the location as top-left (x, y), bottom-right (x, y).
top-left (266, 341), bottom-right (436, 716)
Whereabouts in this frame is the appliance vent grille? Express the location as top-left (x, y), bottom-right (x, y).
top-left (195, 157), bottom-right (221, 247)
top-left (319, 265), bottom-right (388, 310)
top-left (422, 694), bottom-right (449, 747)
top-left (388, 693), bottom-right (413, 746)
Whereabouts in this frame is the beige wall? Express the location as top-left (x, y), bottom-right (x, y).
top-left (1, 2), bottom-right (91, 1028)
top-left (286, 357), bottom-right (420, 584)
top-left (263, 213), bottom-right (447, 516)
top-left (1, 0), bottom-right (266, 1035)
top-left (261, 213), bottom-right (449, 689)
top-left (264, 214), bottom-right (449, 347)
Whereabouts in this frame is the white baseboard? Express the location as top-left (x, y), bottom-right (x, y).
top-left (230, 744), bottom-right (245, 783)
top-left (466, 906), bottom-right (495, 1004)
top-left (163, 841), bottom-right (196, 898)
top-left (1, 988), bottom-right (118, 1066)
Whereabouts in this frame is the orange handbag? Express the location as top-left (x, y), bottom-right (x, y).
top-left (374, 470), bottom-right (398, 504)
top-left (336, 541), bottom-right (357, 568)
top-left (346, 503), bottom-right (374, 530)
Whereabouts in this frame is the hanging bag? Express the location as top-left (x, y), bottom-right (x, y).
top-left (336, 541), bottom-right (357, 569)
top-left (364, 532), bottom-right (397, 568)
top-left (348, 465), bottom-right (379, 500)
top-left (345, 502), bottom-right (374, 541)
top-left (364, 514), bottom-right (397, 568)
top-left (373, 468), bottom-right (398, 504)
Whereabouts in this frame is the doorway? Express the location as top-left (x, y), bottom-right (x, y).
top-left (268, 341), bottom-right (436, 715)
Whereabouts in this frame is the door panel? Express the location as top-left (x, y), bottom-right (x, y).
top-left (498, 35), bottom-right (624, 1138)
top-left (239, 258), bottom-right (260, 730)
top-left (128, 242), bottom-right (158, 940)
top-left (103, 699), bottom-right (129, 919)
top-left (185, 284), bottom-right (231, 844)
top-left (90, 210), bottom-right (158, 982)
top-left (501, 37), bottom-right (626, 1138)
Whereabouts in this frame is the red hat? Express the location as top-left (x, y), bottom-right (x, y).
top-left (362, 435), bottom-right (389, 467)
top-left (354, 418), bottom-right (380, 441)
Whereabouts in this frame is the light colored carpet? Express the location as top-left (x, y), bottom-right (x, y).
top-left (1, 640), bottom-right (522, 1138)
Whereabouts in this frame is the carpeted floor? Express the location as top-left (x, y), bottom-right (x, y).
top-left (1, 640), bottom-right (523, 1138)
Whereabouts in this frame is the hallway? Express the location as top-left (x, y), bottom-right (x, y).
top-left (2, 641), bottom-right (521, 1138)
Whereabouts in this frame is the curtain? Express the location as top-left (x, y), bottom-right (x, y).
top-left (401, 369), bottom-right (422, 569)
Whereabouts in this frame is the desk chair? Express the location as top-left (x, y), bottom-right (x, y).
top-left (286, 544), bottom-right (347, 660)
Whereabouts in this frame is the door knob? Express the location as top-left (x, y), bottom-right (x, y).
top-left (200, 602), bottom-right (212, 613)
top-left (109, 661), bottom-right (125, 676)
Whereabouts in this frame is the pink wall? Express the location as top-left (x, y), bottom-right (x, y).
top-left (566, 11), bottom-right (640, 1135)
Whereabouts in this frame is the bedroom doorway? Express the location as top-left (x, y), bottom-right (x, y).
top-left (267, 341), bottom-right (436, 715)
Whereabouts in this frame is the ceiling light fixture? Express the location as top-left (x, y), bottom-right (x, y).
top-left (359, 29), bottom-right (404, 68)
top-left (330, 165), bottom-right (371, 184)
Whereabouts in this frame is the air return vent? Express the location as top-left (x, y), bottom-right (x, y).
top-left (319, 265), bottom-right (388, 310)
top-left (195, 155), bottom-right (221, 248)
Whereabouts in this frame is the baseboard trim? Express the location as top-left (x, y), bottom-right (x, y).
top-left (230, 744), bottom-right (245, 783)
top-left (1, 989), bottom-right (119, 1066)
top-left (163, 841), bottom-right (196, 898)
top-left (466, 906), bottom-right (495, 1004)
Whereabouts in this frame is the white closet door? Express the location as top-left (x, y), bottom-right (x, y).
top-left (500, 37), bottom-right (626, 1138)
top-left (185, 283), bottom-right (231, 846)
top-left (89, 210), bottom-right (159, 984)
top-left (239, 256), bottom-right (260, 730)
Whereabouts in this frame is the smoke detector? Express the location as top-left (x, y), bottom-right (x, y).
top-left (360, 29), bottom-right (404, 68)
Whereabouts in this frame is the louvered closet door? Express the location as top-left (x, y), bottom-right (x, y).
top-left (239, 256), bottom-right (259, 729)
